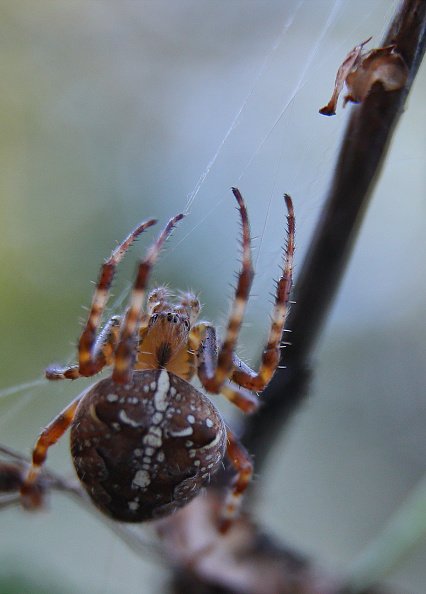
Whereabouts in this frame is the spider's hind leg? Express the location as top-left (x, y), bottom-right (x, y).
top-left (20, 393), bottom-right (83, 508)
top-left (219, 427), bottom-right (253, 533)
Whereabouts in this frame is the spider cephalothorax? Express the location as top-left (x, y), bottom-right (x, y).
top-left (135, 288), bottom-right (201, 379)
top-left (21, 188), bottom-right (294, 531)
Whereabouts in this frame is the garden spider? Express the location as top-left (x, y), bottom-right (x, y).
top-left (21, 188), bottom-right (294, 531)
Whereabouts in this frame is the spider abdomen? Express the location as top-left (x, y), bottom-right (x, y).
top-left (70, 369), bottom-right (226, 522)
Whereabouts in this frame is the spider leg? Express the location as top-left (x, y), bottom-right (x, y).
top-left (219, 427), bottom-right (253, 533)
top-left (20, 393), bottom-right (83, 508)
top-left (45, 364), bottom-right (80, 381)
top-left (76, 219), bottom-right (157, 378)
top-left (191, 323), bottom-right (259, 413)
top-left (46, 315), bottom-right (122, 380)
top-left (221, 381), bottom-right (259, 414)
top-left (231, 194), bottom-right (294, 392)
top-left (43, 219), bottom-right (157, 381)
top-left (194, 188), bottom-right (254, 394)
top-left (189, 322), bottom-right (217, 380)
top-left (112, 213), bottom-right (184, 384)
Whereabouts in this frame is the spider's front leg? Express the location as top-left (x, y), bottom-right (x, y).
top-left (231, 194), bottom-right (295, 392)
top-left (112, 212), bottom-right (184, 384)
top-left (45, 218), bottom-right (157, 381)
top-left (192, 190), bottom-right (295, 408)
top-left (194, 188), bottom-right (254, 396)
top-left (191, 191), bottom-right (294, 532)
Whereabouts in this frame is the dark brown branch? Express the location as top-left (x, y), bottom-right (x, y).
top-left (243, 0), bottom-right (426, 468)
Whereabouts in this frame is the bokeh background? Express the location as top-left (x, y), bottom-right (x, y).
top-left (0, 1), bottom-right (425, 593)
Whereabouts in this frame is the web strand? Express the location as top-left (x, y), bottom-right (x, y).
top-left (183, 1), bottom-right (305, 215)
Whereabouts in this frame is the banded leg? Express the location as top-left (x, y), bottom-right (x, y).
top-left (77, 218), bottom-right (157, 377)
top-left (45, 219), bottom-right (156, 380)
top-left (197, 188), bottom-right (254, 394)
top-left (112, 213), bottom-right (184, 384)
top-left (221, 382), bottom-right (259, 414)
top-left (20, 394), bottom-right (83, 508)
top-left (219, 428), bottom-right (253, 533)
top-left (191, 323), bottom-right (259, 413)
top-left (46, 316), bottom-right (122, 380)
top-left (231, 194), bottom-right (295, 392)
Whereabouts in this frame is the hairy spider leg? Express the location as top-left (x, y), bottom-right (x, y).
top-left (220, 382), bottom-right (259, 413)
top-left (20, 393), bottom-right (84, 508)
top-left (46, 316), bottom-right (123, 381)
top-left (112, 213), bottom-right (184, 384)
top-left (231, 194), bottom-right (294, 391)
top-left (189, 323), bottom-right (260, 413)
top-left (194, 188), bottom-right (254, 394)
top-left (45, 218), bottom-right (157, 380)
top-left (219, 427), bottom-right (253, 533)
top-left (78, 218), bottom-right (158, 377)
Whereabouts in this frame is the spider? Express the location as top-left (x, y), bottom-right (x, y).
top-left (21, 188), bottom-right (294, 531)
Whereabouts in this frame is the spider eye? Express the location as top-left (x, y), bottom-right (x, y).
top-left (166, 313), bottom-right (180, 324)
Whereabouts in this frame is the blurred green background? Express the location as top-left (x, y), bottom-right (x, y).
top-left (0, 1), bottom-right (425, 593)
